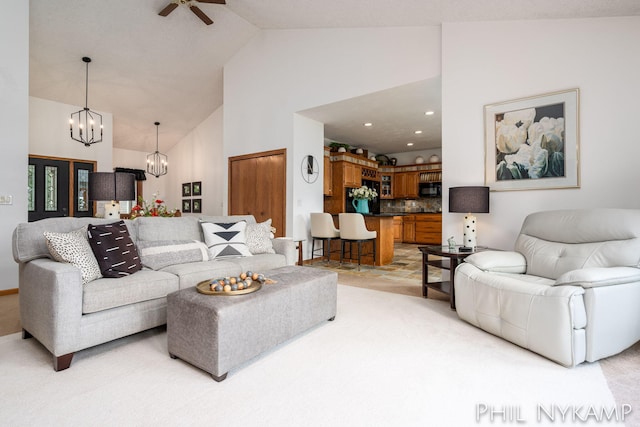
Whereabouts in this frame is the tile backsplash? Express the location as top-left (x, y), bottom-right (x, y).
top-left (381, 198), bottom-right (442, 214)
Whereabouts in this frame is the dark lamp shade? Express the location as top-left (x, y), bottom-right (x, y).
top-left (449, 186), bottom-right (490, 214)
top-left (89, 172), bottom-right (135, 201)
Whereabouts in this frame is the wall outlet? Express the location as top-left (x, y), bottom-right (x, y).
top-left (0, 195), bottom-right (13, 205)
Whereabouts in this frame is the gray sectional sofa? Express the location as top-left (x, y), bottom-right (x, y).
top-left (12, 215), bottom-right (297, 371)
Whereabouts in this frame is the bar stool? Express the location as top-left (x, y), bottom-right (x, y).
top-left (310, 212), bottom-right (341, 263)
top-left (338, 213), bottom-right (376, 271)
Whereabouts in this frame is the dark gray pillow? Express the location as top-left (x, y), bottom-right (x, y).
top-left (88, 221), bottom-right (142, 278)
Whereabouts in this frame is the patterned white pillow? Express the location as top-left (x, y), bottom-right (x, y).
top-left (245, 219), bottom-right (275, 254)
top-left (200, 221), bottom-right (253, 259)
top-left (44, 227), bottom-right (102, 284)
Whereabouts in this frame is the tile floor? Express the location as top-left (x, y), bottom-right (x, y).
top-left (308, 242), bottom-right (448, 301)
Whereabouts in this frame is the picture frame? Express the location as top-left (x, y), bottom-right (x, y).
top-left (192, 181), bottom-right (202, 196)
top-left (182, 183), bottom-right (192, 197)
top-left (182, 199), bottom-right (192, 213)
top-left (484, 88), bottom-right (580, 191)
top-left (192, 198), bottom-right (202, 213)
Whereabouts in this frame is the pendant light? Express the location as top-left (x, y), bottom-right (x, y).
top-left (69, 57), bottom-right (103, 147)
top-left (147, 122), bottom-right (168, 178)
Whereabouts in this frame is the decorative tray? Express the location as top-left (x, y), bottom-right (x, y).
top-left (197, 280), bottom-right (261, 296)
top-left (195, 271), bottom-right (277, 296)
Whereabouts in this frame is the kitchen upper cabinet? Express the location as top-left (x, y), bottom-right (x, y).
top-left (394, 172), bottom-right (419, 199)
top-left (323, 155), bottom-right (332, 196)
top-left (380, 173), bottom-right (393, 199)
top-left (342, 162), bottom-right (361, 187)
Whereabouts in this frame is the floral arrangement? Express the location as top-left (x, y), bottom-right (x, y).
top-left (349, 185), bottom-right (378, 201)
top-left (130, 194), bottom-right (177, 218)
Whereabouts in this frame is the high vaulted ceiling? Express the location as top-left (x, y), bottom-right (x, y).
top-left (30, 0), bottom-right (640, 154)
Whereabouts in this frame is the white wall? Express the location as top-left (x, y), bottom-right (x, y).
top-left (224, 26), bottom-right (441, 254)
top-left (164, 106), bottom-right (224, 216)
top-left (442, 17), bottom-right (640, 249)
top-left (0, 1), bottom-right (29, 291)
top-left (30, 97), bottom-right (113, 169)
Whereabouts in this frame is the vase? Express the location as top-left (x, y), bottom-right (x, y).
top-left (352, 199), bottom-right (370, 214)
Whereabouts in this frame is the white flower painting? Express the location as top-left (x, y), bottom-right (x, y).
top-left (484, 89), bottom-right (580, 191)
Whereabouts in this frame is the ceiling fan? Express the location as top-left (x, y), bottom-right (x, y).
top-left (158, 0), bottom-right (226, 26)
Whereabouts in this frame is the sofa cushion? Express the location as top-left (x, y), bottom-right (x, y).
top-left (135, 216), bottom-right (203, 242)
top-left (245, 219), bottom-right (275, 255)
top-left (82, 269), bottom-right (179, 314)
top-left (44, 227), bottom-right (102, 284)
top-left (201, 221), bottom-right (252, 259)
top-left (88, 221), bottom-right (142, 278)
top-left (160, 259), bottom-right (243, 289)
top-left (137, 240), bottom-right (209, 270)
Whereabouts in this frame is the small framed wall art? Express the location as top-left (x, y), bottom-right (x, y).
top-left (484, 88), bottom-right (580, 191)
top-left (182, 183), bottom-right (192, 197)
top-left (192, 181), bottom-right (202, 196)
top-left (182, 199), bottom-right (192, 213)
top-left (192, 198), bottom-right (202, 213)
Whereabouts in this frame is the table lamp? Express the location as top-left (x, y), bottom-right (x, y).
top-left (449, 186), bottom-right (490, 250)
top-left (89, 172), bottom-right (136, 219)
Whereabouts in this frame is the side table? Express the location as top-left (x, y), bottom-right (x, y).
top-left (419, 245), bottom-right (492, 310)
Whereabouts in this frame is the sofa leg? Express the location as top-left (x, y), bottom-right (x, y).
top-left (328, 316), bottom-right (335, 321)
top-left (22, 329), bottom-right (33, 339)
top-left (53, 353), bottom-right (74, 371)
top-left (212, 372), bottom-right (227, 382)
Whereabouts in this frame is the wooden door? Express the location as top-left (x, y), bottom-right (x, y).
top-left (229, 149), bottom-right (286, 237)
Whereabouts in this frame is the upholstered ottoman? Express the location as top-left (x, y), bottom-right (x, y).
top-left (167, 265), bottom-right (338, 381)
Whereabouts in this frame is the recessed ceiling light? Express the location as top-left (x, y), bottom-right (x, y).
top-left (414, 130), bottom-right (423, 134)
top-left (407, 142), bottom-right (414, 146)
top-left (425, 111), bottom-right (434, 116)
top-left (363, 122), bottom-right (373, 127)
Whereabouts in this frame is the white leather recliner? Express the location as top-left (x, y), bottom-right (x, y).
top-left (455, 208), bottom-right (640, 367)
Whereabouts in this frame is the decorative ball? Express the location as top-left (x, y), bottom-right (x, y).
top-left (223, 284), bottom-right (231, 292)
top-left (257, 274), bottom-right (265, 283)
top-left (252, 273), bottom-right (259, 281)
top-left (240, 272), bottom-right (247, 280)
top-left (214, 284), bottom-right (223, 292)
top-left (229, 277), bottom-right (237, 284)
top-left (231, 284), bottom-right (238, 291)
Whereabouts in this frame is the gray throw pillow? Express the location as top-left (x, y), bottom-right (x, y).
top-left (245, 219), bottom-right (275, 254)
top-left (137, 240), bottom-right (209, 270)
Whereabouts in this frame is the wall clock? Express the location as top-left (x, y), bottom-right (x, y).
top-left (301, 155), bottom-right (319, 184)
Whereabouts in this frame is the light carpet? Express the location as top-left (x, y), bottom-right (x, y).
top-left (0, 285), bottom-right (622, 427)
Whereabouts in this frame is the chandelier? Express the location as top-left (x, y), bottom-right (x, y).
top-left (147, 122), bottom-right (168, 178)
top-left (69, 57), bottom-right (103, 147)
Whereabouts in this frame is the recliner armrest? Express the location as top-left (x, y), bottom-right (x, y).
top-left (554, 266), bottom-right (640, 288)
top-left (462, 250), bottom-right (527, 274)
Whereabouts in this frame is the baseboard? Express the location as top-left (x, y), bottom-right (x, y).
top-left (0, 288), bottom-right (18, 296)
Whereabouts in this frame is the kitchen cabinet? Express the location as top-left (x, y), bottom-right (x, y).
top-left (394, 172), bottom-right (419, 199)
top-left (342, 162), bottom-right (361, 187)
top-left (380, 173), bottom-right (393, 199)
top-left (403, 215), bottom-right (416, 243)
top-left (402, 214), bottom-right (441, 244)
top-left (323, 155), bottom-right (332, 196)
top-left (393, 216), bottom-right (403, 242)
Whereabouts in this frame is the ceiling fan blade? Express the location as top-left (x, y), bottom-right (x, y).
top-left (190, 5), bottom-right (214, 25)
top-left (196, 0), bottom-right (226, 4)
top-left (158, 3), bottom-right (179, 17)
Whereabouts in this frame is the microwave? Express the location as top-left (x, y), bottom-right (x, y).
top-left (419, 182), bottom-right (441, 197)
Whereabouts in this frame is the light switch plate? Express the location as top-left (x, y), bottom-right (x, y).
top-left (0, 195), bottom-right (13, 205)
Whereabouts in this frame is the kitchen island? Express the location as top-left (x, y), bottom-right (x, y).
top-left (327, 214), bottom-right (394, 267)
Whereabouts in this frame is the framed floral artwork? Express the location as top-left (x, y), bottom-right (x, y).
top-left (192, 198), bottom-right (202, 213)
top-left (182, 199), bottom-right (191, 213)
top-left (192, 181), bottom-right (202, 196)
top-left (182, 183), bottom-right (191, 197)
top-left (484, 88), bottom-right (580, 191)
